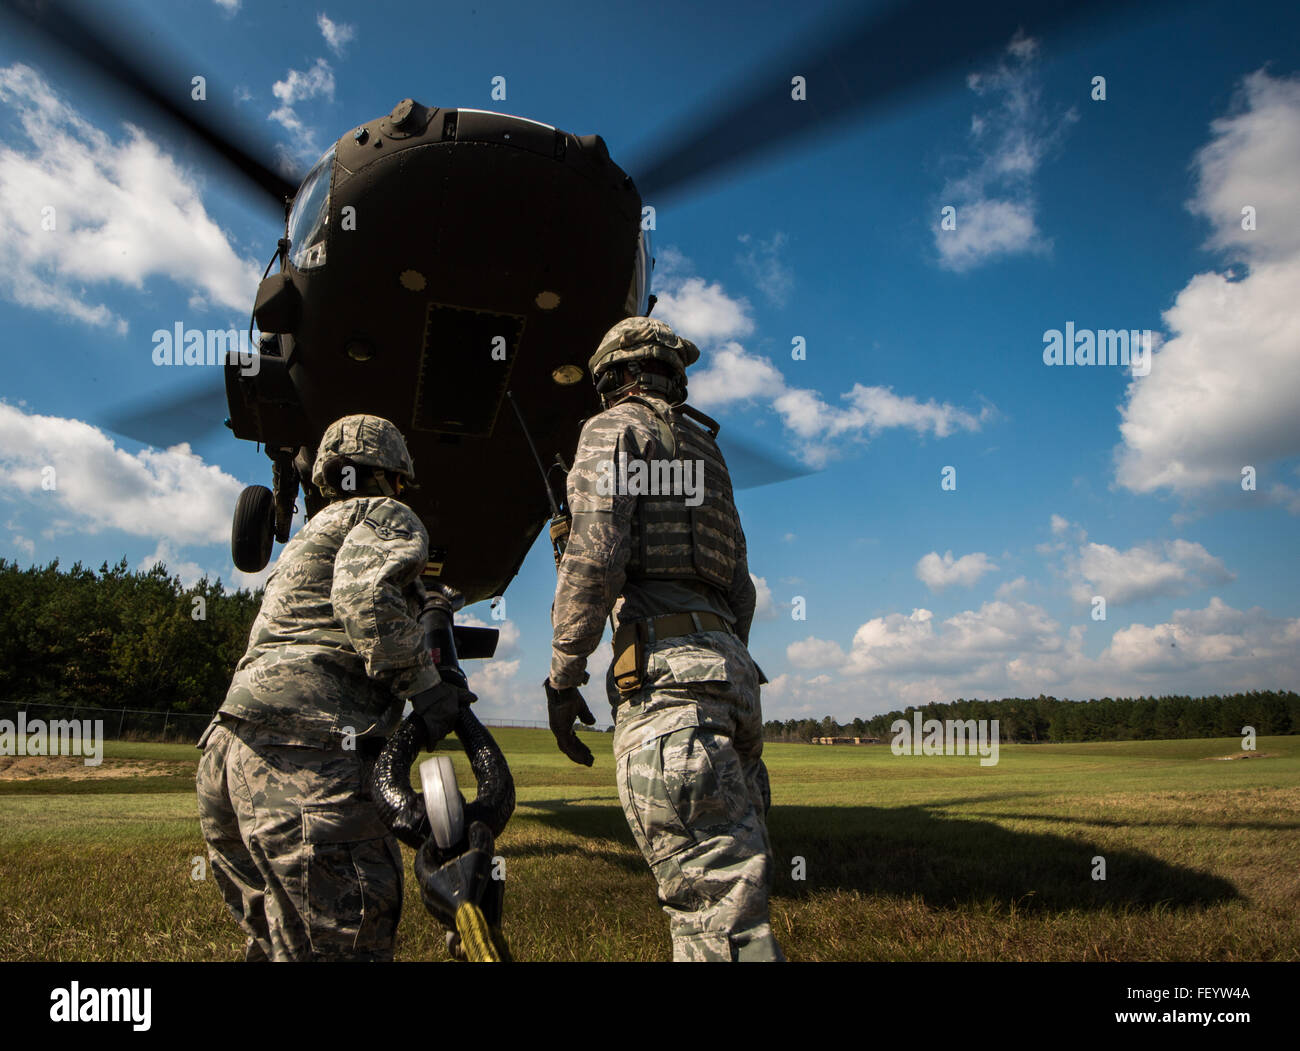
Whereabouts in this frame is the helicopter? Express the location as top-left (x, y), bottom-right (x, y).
top-left (226, 99), bottom-right (648, 603)
top-left (1, 0), bottom-right (1159, 609)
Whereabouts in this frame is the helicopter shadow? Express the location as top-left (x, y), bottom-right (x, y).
top-left (505, 797), bottom-right (646, 876)
top-left (765, 803), bottom-right (1241, 911)
top-left (517, 797), bottom-right (1240, 911)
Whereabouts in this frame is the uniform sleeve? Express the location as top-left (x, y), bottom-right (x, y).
top-left (548, 409), bottom-right (655, 688)
top-left (331, 499), bottom-right (442, 698)
top-left (729, 518), bottom-right (757, 646)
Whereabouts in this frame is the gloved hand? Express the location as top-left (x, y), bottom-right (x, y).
top-left (410, 680), bottom-right (477, 745)
top-left (544, 678), bottom-right (595, 766)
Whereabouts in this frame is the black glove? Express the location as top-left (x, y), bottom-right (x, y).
top-left (544, 678), bottom-right (595, 766)
top-left (410, 681), bottom-right (476, 745)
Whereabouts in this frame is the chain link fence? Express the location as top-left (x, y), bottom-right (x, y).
top-left (0, 702), bottom-right (611, 745)
top-left (480, 718), bottom-right (613, 733)
top-left (0, 700), bottom-right (213, 745)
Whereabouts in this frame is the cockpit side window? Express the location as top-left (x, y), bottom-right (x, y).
top-left (286, 146), bottom-right (336, 271)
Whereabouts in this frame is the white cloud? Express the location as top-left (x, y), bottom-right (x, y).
top-left (652, 276), bottom-right (754, 345)
top-left (0, 64), bottom-right (262, 329)
top-left (140, 540), bottom-right (208, 589)
top-left (683, 341), bottom-right (989, 468)
top-left (1065, 538), bottom-right (1234, 607)
top-left (654, 248), bottom-right (994, 466)
top-left (735, 232), bottom-right (793, 307)
top-left (995, 575), bottom-right (1027, 599)
top-left (915, 550), bottom-right (998, 592)
top-left (317, 14), bottom-right (356, 56)
top-left (1188, 71), bottom-right (1300, 265)
top-left (457, 613), bottom-right (522, 659)
top-left (230, 561), bottom-right (274, 593)
top-left (8, 534), bottom-right (35, 558)
top-left (445, 614), bottom-right (617, 727)
top-left (751, 573), bottom-right (777, 621)
top-left (0, 403), bottom-right (244, 546)
top-left (787, 636), bottom-right (847, 670)
top-left (688, 341), bottom-right (785, 406)
top-left (213, 0), bottom-right (240, 13)
top-left (1115, 71), bottom-right (1300, 506)
top-left (767, 595), bottom-right (1299, 721)
top-left (933, 33), bottom-right (1074, 271)
top-left (268, 58), bottom-right (335, 155)
top-left (1102, 597), bottom-right (1300, 678)
top-left (272, 58), bottom-right (335, 108)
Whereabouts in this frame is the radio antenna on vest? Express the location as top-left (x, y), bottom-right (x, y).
top-left (506, 390), bottom-right (569, 565)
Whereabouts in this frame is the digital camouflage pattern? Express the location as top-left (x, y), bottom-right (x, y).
top-left (550, 394), bottom-right (755, 689)
top-left (550, 390), bottom-right (780, 961)
top-left (196, 720), bottom-right (402, 961)
top-left (198, 414), bottom-right (435, 961)
top-left (613, 629), bottom-right (779, 961)
top-left (218, 495), bottom-right (441, 746)
top-left (588, 316), bottom-right (701, 380)
top-left (311, 413), bottom-right (418, 493)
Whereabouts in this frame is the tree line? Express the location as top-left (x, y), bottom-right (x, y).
top-left (765, 691), bottom-right (1300, 744)
top-left (3, 558), bottom-right (1296, 744)
top-left (0, 558), bottom-right (259, 715)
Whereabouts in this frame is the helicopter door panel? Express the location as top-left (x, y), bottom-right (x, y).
top-left (411, 303), bottom-right (525, 437)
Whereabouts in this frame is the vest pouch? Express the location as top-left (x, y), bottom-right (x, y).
top-left (612, 619), bottom-right (648, 696)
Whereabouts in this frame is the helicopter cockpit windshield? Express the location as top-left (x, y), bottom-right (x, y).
top-left (286, 146), bottom-right (335, 271)
top-left (627, 227), bottom-right (653, 316)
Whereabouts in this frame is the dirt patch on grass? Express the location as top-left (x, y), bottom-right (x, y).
top-left (0, 755), bottom-right (190, 780)
top-left (1204, 751), bottom-right (1278, 762)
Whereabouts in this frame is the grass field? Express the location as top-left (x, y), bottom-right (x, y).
top-left (0, 731), bottom-right (1296, 961)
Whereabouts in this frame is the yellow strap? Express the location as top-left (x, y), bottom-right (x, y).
top-left (454, 902), bottom-right (505, 963)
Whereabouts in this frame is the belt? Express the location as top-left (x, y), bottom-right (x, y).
top-left (612, 611), bottom-right (734, 698)
top-left (642, 610), bottom-right (733, 645)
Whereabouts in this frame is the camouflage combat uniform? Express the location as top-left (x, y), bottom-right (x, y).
top-left (550, 386), bottom-right (783, 962)
top-left (196, 418), bottom-right (441, 961)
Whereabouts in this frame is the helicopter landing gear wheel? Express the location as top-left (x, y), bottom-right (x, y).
top-left (232, 485), bottom-right (275, 573)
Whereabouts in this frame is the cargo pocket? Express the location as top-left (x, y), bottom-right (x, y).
top-left (302, 802), bottom-right (401, 958)
top-left (655, 643), bottom-right (729, 686)
top-left (620, 726), bottom-right (734, 868)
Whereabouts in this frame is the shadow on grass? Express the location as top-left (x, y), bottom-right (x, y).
top-left (958, 808), bottom-right (1300, 833)
top-left (520, 798), bottom-right (1240, 911)
top-left (503, 798), bottom-right (645, 874)
top-left (767, 804), bottom-right (1240, 910)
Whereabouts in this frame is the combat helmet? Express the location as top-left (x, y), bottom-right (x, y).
top-left (311, 414), bottom-right (416, 498)
top-left (589, 316), bottom-right (699, 407)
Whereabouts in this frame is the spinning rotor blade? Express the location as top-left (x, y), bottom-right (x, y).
top-left (720, 430), bottom-right (818, 490)
top-left (0, 0), bottom-right (299, 205)
top-left (631, 0), bottom-right (1176, 202)
top-left (103, 375), bottom-right (229, 448)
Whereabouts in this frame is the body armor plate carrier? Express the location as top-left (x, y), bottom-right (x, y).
top-left (624, 397), bottom-right (739, 591)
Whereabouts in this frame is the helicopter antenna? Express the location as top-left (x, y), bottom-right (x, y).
top-left (506, 391), bottom-right (570, 565)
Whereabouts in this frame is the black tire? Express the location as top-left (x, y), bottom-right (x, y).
top-left (232, 485), bottom-right (275, 573)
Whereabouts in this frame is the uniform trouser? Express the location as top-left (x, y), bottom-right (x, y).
top-left (611, 631), bottom-right (784, 962)
top-left (195, 720), bottom-right (403, 961)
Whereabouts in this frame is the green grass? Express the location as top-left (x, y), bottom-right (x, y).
top-left (0, 731), bottom-right (1296, 961)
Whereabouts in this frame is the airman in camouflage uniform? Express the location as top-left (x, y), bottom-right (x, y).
top-left (196, 415), bottom-right (472, 961)
top-left (547, 317), bottom-right (783, 962)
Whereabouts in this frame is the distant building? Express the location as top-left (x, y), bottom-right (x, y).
top-left (812, 736), bottom-right (882, 745)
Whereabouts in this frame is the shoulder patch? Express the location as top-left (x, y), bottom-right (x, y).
top-left (361, 498), bottom-right (423, 542)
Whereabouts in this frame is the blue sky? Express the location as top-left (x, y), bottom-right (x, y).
top-left (1, 0), bottom-right (1297, 726)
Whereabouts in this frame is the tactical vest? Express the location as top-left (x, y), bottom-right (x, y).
top-left (623, 397), bottom-right (740, 590)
